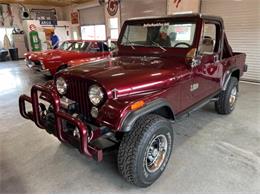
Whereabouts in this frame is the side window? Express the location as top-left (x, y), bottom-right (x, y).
top-left (199, 23), bottom-right (218, 54)
top-left (89, 42), bottom-right (100, 52)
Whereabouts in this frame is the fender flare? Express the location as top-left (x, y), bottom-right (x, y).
top-left (120, 98), bottom-right (175, 132)
top-left (56, 64), bottom-right (68, 73)
top-left (222, 68), bottom-right (239, 91)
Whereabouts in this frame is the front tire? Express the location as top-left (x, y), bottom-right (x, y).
top-left (215, 77), bottom-right (239, 114)
top-left (117, 114), bottom-right (174, 187)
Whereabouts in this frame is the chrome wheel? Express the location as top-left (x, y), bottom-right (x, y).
top-left (229, 86), bottom-right (238, 107)
top-left (145, 134), bottom-right (168, 173)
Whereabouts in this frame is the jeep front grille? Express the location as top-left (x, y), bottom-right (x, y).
top-left (65, 79), bottom-right (90, 118)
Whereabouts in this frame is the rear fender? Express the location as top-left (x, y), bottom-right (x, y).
top-left (222, 68), bottom-right (240, 91)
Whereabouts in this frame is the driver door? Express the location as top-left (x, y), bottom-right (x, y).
top-left (192, 21), bottom-right (223, 101)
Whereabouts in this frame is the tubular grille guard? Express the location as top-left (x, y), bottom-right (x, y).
top-left (19, 84), bottom-right (103, 161)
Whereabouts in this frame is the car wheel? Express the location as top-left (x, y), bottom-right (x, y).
top-left (117, 114), bottom-right (174, 187)
top-left (215, 77), bottom-right (239, 114)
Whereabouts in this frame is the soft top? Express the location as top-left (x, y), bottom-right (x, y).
top-left (126, 13), bottom-right (223, 23)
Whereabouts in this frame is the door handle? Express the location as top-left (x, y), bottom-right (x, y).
top-left (213, 54), bottom-right (219, 63)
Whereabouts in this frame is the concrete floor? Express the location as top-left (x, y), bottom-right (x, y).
top-left (0, 60), bottom-right (260, 193)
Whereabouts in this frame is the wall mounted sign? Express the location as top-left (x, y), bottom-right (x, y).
top-left (29, 24), bottom-right (37, 31)
top-left (169, 0), bottom-right (200, 14)
top-left (107, 0), bottom-right (119, 16)
top-left (71, 12), bottom-right (79, 24)
top-left (173, 0), bottom-right (182, 8)
top-left (40, 20), bottom-right (57, 26)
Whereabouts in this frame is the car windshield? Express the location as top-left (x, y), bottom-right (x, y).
top-left (67, 42), bottom-right (90, 52)
top-left (120, 21), bottom-right (196, 49)
top-left (59, 41), bottom-right (73, 50)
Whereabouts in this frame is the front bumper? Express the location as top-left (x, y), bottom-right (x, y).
top-left (19, 84), bottom-right (103, 161)
top-left (25, 60), bottom-right (52, 77)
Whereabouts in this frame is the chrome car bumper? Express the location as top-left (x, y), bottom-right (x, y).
top-left (25, 59), bottom-right (52, 77)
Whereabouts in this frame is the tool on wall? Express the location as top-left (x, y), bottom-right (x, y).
top-left (7, 4), bottom-right (13, 26)
top-left (30, 8), bottom-right (57, 20)
top-left (0, 3), bottom-right (13, 26)
top-left (0, 5), bottom-right (4, 26)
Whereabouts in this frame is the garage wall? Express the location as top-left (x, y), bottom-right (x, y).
top-left (0, 4), bottom-right (65, 29)
top-left (201, 0), bottom-right (260, 82)
top-left (167, 0), bottom-right (200, 15)
top-left (79, 5), bottom-right (105, 25)
top-left (120, 0), bottom-right (167, 25)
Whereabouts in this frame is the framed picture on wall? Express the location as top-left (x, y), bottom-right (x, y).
top-left (71, 12), bottom-right (79, 25)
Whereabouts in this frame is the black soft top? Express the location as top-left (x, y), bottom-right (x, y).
top-left (126, 13), bottom-right (224, 24)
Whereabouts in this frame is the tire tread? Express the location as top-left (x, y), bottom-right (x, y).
top-left (117, 114), bottom-right (169, 187)
top-left (215, 77), bottom-right (238, 114)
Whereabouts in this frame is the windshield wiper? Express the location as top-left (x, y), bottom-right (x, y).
top-left (122, 35), bottom-right (136, 50)
top-left (151, 40), bottom-right (167, 52)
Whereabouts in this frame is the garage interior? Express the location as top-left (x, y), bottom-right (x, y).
top-left (0, 0), bottom-right (259, 193)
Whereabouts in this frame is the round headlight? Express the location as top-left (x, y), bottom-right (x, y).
top-left (56, 77), bottom-right (67, 95)
top-left (88, 85), bottom-right (104, 106)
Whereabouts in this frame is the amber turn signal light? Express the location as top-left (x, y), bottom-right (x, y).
top-left (130, 100), bottom-right (145, 111)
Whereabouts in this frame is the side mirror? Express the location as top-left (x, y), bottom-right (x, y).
top-left (185, 48), bottom-right (201, 68)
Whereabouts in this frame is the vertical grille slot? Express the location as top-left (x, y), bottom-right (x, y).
top-left (66, 78), bottom-right (89, 118)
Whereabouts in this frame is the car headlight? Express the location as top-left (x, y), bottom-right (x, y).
top-left (56, 77), bottom-right (67, 95)
top-left (39, 60), bottom-right (45, 69)
top-left (88, 85), bottom-right (104, 106)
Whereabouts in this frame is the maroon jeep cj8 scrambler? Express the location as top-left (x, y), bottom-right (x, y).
top-left (19, 14), bottom-right (247, 187)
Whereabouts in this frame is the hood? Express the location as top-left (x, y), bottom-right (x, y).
top-left (61, 56), bottom-right (184, 98)
top-left (28, 49), bottom-right (77, 61)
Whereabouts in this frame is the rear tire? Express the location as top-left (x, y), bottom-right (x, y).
top-left (215, 77), bottom-right (239, 114)
top-left (117, 114), bottom-right (174, 187)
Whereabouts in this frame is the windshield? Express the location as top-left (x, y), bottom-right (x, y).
top-left (59, 41), bottom-right (73, 50)
top-left (120, 21), bottom-right (196, 49)
top-left (67, 42), bottom-right (90, 52)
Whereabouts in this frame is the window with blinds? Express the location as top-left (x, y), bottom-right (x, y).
top-left (79, 5), bottom-right (105, 26)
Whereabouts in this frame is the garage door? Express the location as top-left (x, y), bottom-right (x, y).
top-left (201, 0), bottom-right (260, 82)
top-left (120, 0), bottom-right (167, 24)
top-left (79, 5), bottom-right (105, 25)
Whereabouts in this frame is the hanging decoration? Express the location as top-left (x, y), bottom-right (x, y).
top-left (71, 11), bottom-right (79, 24)
top-left (7, 4), bottom-right (13, 26)
top-left (107, 0), bottom-right (119, 16)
